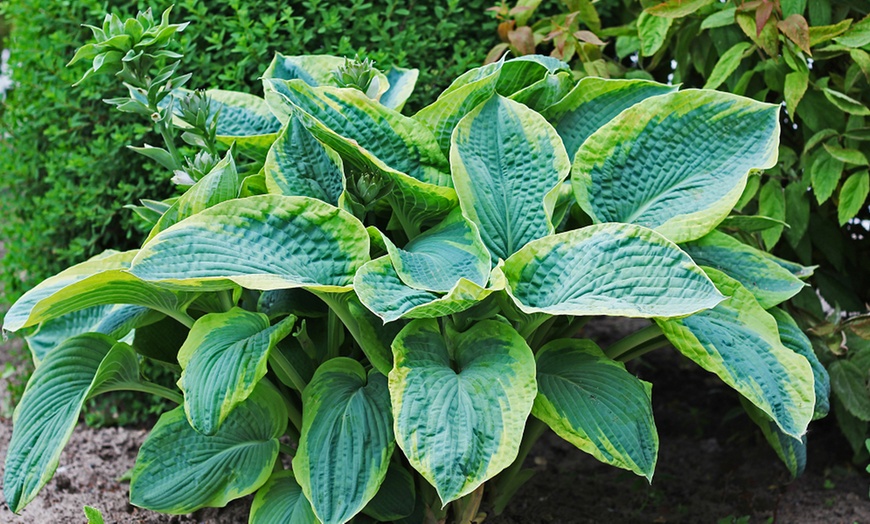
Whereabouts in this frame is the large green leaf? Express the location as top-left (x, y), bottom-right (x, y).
top-left (131, 195), bottom-right (369, 292)
top-left (508, 71), bottom-right (574, 113)
top-left (130, 383), bottom-right (286, 513)
top-left (389, 319), bottom-right (537, 504)
top-left (265, 79), bottom-right (456, 226)
top-left (383, 210), bottom-right (490, 292)
top-left (572, 90), bottom-right (780, 243)
top-left (415, 60), bottom-right (503, 154)
top-left (147, 150), bottom-right (241, 241)
top-left (682, 230), bottom-right (806, 309)
top-left (495, 55), bottom-right (570, 96)
top-left (450, 95), bottom-right (570, 261)
top-left (4, 250), bottom-right (134, 332)
top-left (502, 223), bottom-right (723, 317)
top-left (4, 267), bottom-right (198, 333)
top-left (657, 269), bottom-right (815, 438)
top-left (293, 358), bottom-right (394, 524)
top-left (4, 335), bottom-right (132, 512)
top-left (533, 339), bottom-right (658, 480)
top-left (354, 256), bottom-right (499, 323)
top-left (249, 470), bottom-right (319, 524)
top-left (362, 463), bottom-right (416, 521)
top-left (25, 304), bottom-right (161, 364)
top-left (542, 77), bottom-right (676, 161)
top-left (206, 89), bottom-right (283, 155)
top-left (178, 308), bottom-right (296, 435)
top-left (264, 115), bottom-right (344, 205)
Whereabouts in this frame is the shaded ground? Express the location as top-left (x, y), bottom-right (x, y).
top-left (0, 262), bottom-right (869, 522)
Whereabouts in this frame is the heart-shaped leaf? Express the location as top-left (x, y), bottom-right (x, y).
top-left (682, 230), bottom-right (806, 309)
top-left (451, 95), bottom-right (570, 261)
top-left (178, 308), bottom-right (296, 435)
top-left (502, 223), bottom-right (723, 317)
top-left (389, 319), bottom-right (537, 504)
top-left (130, 383), bottom-right (286, 513)
top-left (533, 339), bottom-right (658, 480)
top-left (293, 358), bottom-right (394, 524)
top-left (657, 269), bottom-right (815, 438)
top-left (131, 195), bottom-right (369, 292)
top-left (249, 470), bottom-right (318, 524)
top-left (4, 335), bottom-right (136, 512)
top-left (264, 115), bottom-right (344, 205)
top-left (572, 90), bottom-right (780, 243)
top-left (542, 77), bottom-right (676, 161)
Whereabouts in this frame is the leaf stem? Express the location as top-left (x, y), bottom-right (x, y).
top-left (604, 323), bottom-right (663, 360)
top-left (616, 336), bottom-right (671, 363)
top-left (100, 381), bottom-right (184, 405)
top-left (218, 290), bottom-right (234, 312)
top-left (327, 309), bottom-right (343, 360)
top-left (163, 308), bottom-right (195, 329)
top-left (269, 348), bottom-right (308, 392)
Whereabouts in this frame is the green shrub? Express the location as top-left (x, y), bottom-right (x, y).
top-left (3, 7), bottom-right (825, 519)
top-left (0, 0), bottom-right (498, 306)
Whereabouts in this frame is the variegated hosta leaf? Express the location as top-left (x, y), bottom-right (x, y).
top-left (741, 397), bottom-right (806, 477)
top-left (381, 66), bottom-right (419, 112)
top-left (249, 470), bottom-right (318, 524)
top-left (262, 52), bottom-right (390, 100)
top-left (293, 358), bottom-right (394, 524)
top-left (770, 307), bottom-right (830, 420)
top-left (495, 55), bottom-right (570, 97)
top-left (657, 269), bottom-right (815, 438)
top-left (265, 79), bottom-right (456, 226)
top-left (3, 251), bottom-right (198, 334)
top-left (178, 308), bottom-right (296, 435)
top-left (147, 149), bottom-right (241, 242)
top-left (4, 335), bottom-right (135, 512)
top-left (572, 90), bottom-right (780, 243)
top-left (130, 383), bottom-right (286, 514)
top-left (508, 70), bottom-right (574, 113)
top-left (354, 256), bottom-right (499, 323)
top-left (502, 223), bottom-right (723, 317)
top-left (4, 250), bottom-right (134, 332)
top-left (131, 195), bottom-right (369, 293)
top-left (264, 115), bottom-right (344, 205)
top-left (542, 77), bottom-right (677, 161)
top-left (206, 90), bottom-right (283, 156)
top-left (682, 230), bottom-right (806, 309)
top-left (25, 304), bottom-right (162, 364)
top-left (533, 339), bottom-right (658, 480)
top-left (389, 319), bottom-right (537, 504)
top-left (414, 59), bottom-right (503, 155)
top-left (383, 209), bottom-right (490, 292)
top-left (450, 95), bottom-right (571, 261)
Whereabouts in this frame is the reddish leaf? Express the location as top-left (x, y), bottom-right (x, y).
top-left (778, 14), bottom-right (812, 55)
top-left (498, 20), bottom-right (515, 42)
top-left (574, 30), bottom-right (607, 45)
top-left (508, 26), bottom-right (536, 55)
top-left (756, 0), bottom-right (774, 37)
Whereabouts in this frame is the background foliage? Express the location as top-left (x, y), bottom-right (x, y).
top-left (0, 0), bottom-right (499, 306)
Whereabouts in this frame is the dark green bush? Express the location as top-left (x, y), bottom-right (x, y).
top-left (0, 0), bottom-right (498, 305)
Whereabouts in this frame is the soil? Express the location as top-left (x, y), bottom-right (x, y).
top-left (1, 271), bottom-right (870, 522)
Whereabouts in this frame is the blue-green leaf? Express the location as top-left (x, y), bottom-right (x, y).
top-left (502, 223), bottom-right (723, 317)
top-left (249, 470), bottom-right (319, 524)
top-left (451, 95), bottom-right (570, 261)
top-left (293, 358), bottom-right (393, 524)
top-left (572, 90), bottom-right (780, 243)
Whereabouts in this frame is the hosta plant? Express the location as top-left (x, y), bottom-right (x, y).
top-left (3, 8), bottom-right (829, 523)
